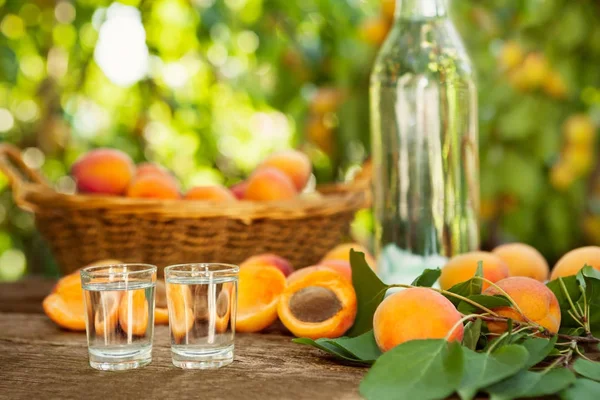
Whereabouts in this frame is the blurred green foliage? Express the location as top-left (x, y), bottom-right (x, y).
top-left (0, 0), bottom-right (599, 280)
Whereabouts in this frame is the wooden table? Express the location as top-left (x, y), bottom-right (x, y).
top-left (0, 278), bottom-right (365, 400)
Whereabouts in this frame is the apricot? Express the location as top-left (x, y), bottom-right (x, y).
top-left (309, 88), bottom-right (344, 115)
top-left (493, 243), bottom-right (550, 282)
top-left (136, 162), bottom-right (169, 178)
top-left (118, 289), bottom-right (149, 336)
top-left (154, 307), bottom-right (169, 325)
top-left (42, 293), bottom-right (86, 331)
top-left (439, 251), bottom-right (509, 291)
top-left (373, 288), bottom-right (463, 352)
top-left (53, 259), bottom-right (122, 301)
top-left (244, 167), bottom-right (297, 201)
top-left (278, 267), bottom-right (356, 339)
top-left (126, 173), bottom-right (180, 199)
top-left (321, 243), bottom-right (377, 271)
top-left (550, 246), bottom-right (600, 280)
top-left (258, 150), bottom-right (312, 191)
top-left (215, 284), bottom-right (232, 333)
top-left (94, 291), bottom-right (121, 336)
top-left (287, 265), bottom-right (349, 285)
top-left (236, 264), bottom-right (287, 333)
top-left (382, 0), bottom-right (395, 20)
top-left (240, 254), bottom-right (294, 277)
top-left (166, 283), bottom-right (195, 342)
top-left (184, 185), bottom-right (236, 202)
top-left (71, 148), bottom-right (135, 195)
top-left (359, 17), bottom-right (390, 46)
top-left (317, 260), bottom-right (352, 282)
top-left (483, 277), bottom-right (561, 334)
top-left (136, 162), bottom-right (180, 187)
top-left (230, 180), bottom-right (248, 200)
top-left (52, 272), bottom-right (84, 302)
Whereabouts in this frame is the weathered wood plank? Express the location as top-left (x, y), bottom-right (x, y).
top-left (0, 312), bottom-right (365, 400)
top-left (0, 277), bottom-right (54, 313)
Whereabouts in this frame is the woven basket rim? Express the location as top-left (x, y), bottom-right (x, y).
top-left (17, 181), bottom-right (369, 221)
top-left (0, 143), bottom-right (371, 221)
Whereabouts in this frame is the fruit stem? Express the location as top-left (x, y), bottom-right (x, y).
top-left (387, 284), bottom-right (500, 317)
top-left (486, 331), bottom-right (510, 354)
top-left (446, 313), bottom-right (478, 341)
top-left (559, 277), bottom-right (583, 321)
top-left (476, 314), bottom-right (546, 337)
top-left (475, 277), bottom-right (526, 317)
top-left (567, 310), bottom-right (588, 330)
top-left (542, 351), bottom-right (570, 372)
top-left (574, 344), bottom-right (594, 362)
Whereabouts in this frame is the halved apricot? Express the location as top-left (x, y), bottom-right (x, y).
top-left (215, 284), bottom-right (232, 333)
top-left (166, 283), bottom-right (195, 343)
top-left (317, 260), bottom-right (352, 282)
top-left (118, 289), bottom-right (149, 336)
top-left (287, 264), bottom-right (351, 285)
top-left (236, 264), bottom-right (287, 333)
top-left (52, 273), bottom-right (83, 302)
top-left (154, 307), bottom-right (169, 325)
top-left (278, 267), bottom-right (356, 339)
top-left (42, 293), bottom-right (86, 331)
top-left (94, 291), bottom-right (121, 336)
top-left (53, 259), bottom-right (122, 301)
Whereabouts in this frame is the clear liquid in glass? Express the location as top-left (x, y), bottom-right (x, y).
top-left (82, 281), bottom-right (155, 370)
top-left (166, 275), bottom-right (237, 369)
top-left (370, 5), bottom-right (479, 284)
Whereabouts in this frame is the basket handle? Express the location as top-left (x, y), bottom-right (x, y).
top-left (0, 144), bottom-right (50, 213)
top-left (0, 144), bottom-right (48, 188)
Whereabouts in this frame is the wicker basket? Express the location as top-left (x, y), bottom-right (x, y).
top-left (0, 144), bottom-right (370, 276)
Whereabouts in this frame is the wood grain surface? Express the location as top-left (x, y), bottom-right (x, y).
top-left (0, 279), bottom-right (365, 400)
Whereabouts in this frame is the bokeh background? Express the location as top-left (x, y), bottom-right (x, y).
top-left (1, 0), bottom-right (599, 280)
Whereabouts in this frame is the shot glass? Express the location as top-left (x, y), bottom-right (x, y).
top-left (80, 263), bottom-right (157, 371)
top-left (164, 263), bottom-right (239, 369)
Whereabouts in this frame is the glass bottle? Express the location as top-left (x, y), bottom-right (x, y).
top-left (370, 0), bottom-right (479, 284)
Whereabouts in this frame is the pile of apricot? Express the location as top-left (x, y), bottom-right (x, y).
top-left (374, 243), bottom-right (600, 353)
top-left (235, 243), bottom-right (375, 339)
top-left (71, 148), bottom-right (314, 201)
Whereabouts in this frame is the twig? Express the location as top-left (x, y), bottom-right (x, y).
top-left (557, 333), bottom-right (600, 344)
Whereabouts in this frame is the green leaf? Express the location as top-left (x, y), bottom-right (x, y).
top-left (520, 336), bottom-right (558, 369)
top-left (360, 340), bottom-right (464, 400)
top-left (560, 378), bottom-right (600, 400)
top-left (457, 295), bottom-right (511, 315)
top-left (444, 265), bottom-right (484, 306)
top-left (486, 368), bottom-right (576, 400)
top-left (347, 250), bottom-right (389, 337)
top-left (559, 327), bottom-right (586, 336)
top-left (546, 276), bottom-right (583, 328)
top-left (573, 358), bottom-right (600, 382)
top-left (577, 266), bottom-right (600, 335)
top-left (458, 345), bottom-right (529, 400)
top-left (292, 338), bottom-right (371, 365)
top-left (462, 319), bottom-right (482, 351)
top-left (321, 330), bottom-right (382, 363)
top-left (411, 268), bottom-right (441, 287)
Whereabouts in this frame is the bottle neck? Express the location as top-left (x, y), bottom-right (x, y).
top-left (395, 0), bottom-right (448, 19)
